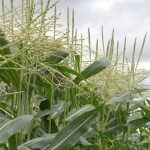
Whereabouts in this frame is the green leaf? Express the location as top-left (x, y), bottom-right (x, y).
top-left (42, 107), bottom-right (102, 150)
top-left (104, 123), bottom-right (149, 133)
top-left (8, 135), bottom-right (17, 150)
top-left (34, 100), bottom-right (65, 119)
top-left (139, 141), bottom-right (150, 147)
top-left (129, 117), bottom-right (150, 124)
top-left (44, 50), bottom-right (69, 64)
top-left (0, 37), bottom-right (11, 55)
top-left (0, 115), bottom-right (33, 143)
top-left (66, 104), bottom-right (95, 122)
top-left (106, 89), bottom-right (147, 105)
top-left (138, 104), bottom-right (150, 119)
top-left (73, 58), bottom-right (111, 84)
top-left (0, 101), bottom-right (7, 109)
top-left (0, 65), bottom-right (22, 89)
top-left (56, 65), bottom-right (85, 81)
top-left (18, 134), bottom-right (56, 150)
top-left (33, 76), bottom-right (50, 88)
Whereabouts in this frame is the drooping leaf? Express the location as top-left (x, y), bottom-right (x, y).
top-left (106, 89), bottom-right (147, 105)
top-left (18, 134), bottom-right (56, 150)
top-left (73, 58), bottom-right (111, 84)
top-left (30, 75), bottom-right (50, 88)
top-left (44, 50), bottom-right (69, 64)
top-left (104, 123), bottom-right (149, 133)
top-left (129, 117), bottom-right (150, 124)
top-left (0, 115), bottom-right (33, 143)
top-left (138, 141), bottom-right (150, 147)
top-left (42, 106), bottom-right (102, 150)
top-left (66, 104), bottom-right (95, 122)
top-left (35, 100), bottom-right (65, 119)
top-left (138, 104), bottom-right (150, 119)
top-left (56, 65), bottom-right (85, 81)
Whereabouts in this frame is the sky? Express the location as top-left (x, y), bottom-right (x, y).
top-left (57, 0), bottom-right (150, 69)
top-left (0, 0), bottom-right (150, 69)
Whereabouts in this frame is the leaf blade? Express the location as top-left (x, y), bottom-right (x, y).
top-left (42, 107), bottom-right (102, 150)
top-left (0, 115), bottom-right (33, 143)
top-left (74, 58), bottom-right (111, 84)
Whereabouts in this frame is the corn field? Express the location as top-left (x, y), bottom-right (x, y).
top-left (0, 0), bottom-right (150, 149)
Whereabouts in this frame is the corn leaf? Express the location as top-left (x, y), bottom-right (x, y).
top-left (73, 58), bottom-right (111, 84)
top-left (0, 115), bottom-right (33, 143)
top-left (66, 104), bottom-right (95, 122)
top-left (42, 106), bottom-right (102, 150)
top-left (44, 50), bottom-right (69, 64)
top-left (107, 89), bottom-right (147, 105)
top-left (34, 100), bottom-right (65, 119)
top-left (18, 134), bottom-right (56, 150)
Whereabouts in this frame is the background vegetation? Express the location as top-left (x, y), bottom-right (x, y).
top-left (0, 0), bottom-right (150, 149)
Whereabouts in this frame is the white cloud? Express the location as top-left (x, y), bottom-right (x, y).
top-left (93, 0), bottom-right (114, 12)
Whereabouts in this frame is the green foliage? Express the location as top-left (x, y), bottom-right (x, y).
top-left (43, 107), bottom-right (102, 150)
top-left (0, 115), bottom-right (33, 143)
top-left (73, 58), bottom-right (111, 84)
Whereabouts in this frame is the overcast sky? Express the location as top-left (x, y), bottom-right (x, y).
top-left (56, 0), bottom-right (150, 69)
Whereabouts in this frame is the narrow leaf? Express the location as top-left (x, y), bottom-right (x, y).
top-left (18, 134), bottom-right (56, 150)
top-left (74, 58), bottom-right (111, 84)
top-left (104, 124), bottom-right (149, 133)
top-left (34, 100), bottom-right (65, 119)
top-left (66, 104), bottom-right (95, 121)
top-left (42, 107), bottom-right (102, 150)
top-left (0, 115), bottom-right (33, 143)
top-left (57, 65), bottom-right (85, 81)
top-left (107, 89), bottom-right (147, 105)
top-left (44, 50), bottom-right (69, 64)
